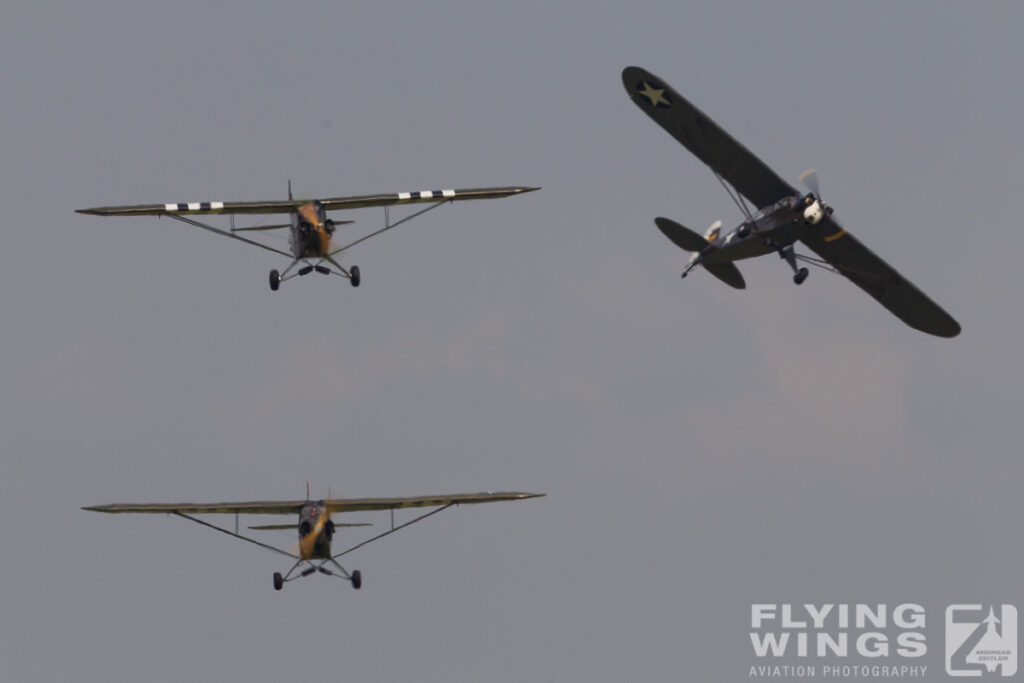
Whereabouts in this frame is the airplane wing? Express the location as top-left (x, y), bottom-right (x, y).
top-left (800, 216), bottom-right (961, 337)
top-left (322, 491), bottom-right (544, 513)
top-left (75, 186), bottom-right (539, 217)
top-left (622, 66), bottom-right (796, 209)
top-left (84, 501), bottom-right (310, 515)
top-left (83, 492), bottom-right (544, 516)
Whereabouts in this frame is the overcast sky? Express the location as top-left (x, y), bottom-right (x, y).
top-left (2, 2), bottom-right (1022, 681)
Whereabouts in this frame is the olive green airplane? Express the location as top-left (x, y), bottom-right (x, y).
top-left (622, 66), bottom-right (960, 338)
top-left (77, 184), bottom-right (538, 290)
top-left (85, 490), bottom-right (543, 591)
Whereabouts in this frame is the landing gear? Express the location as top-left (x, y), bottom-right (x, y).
top-left (777, 245), bottom-right (808, 286)
top-left (351, 570), bottom-right (362, 589)
top-left (273, 572), bottom-right (284, 591)
top-left (269, 260), bottom-right (359, 289)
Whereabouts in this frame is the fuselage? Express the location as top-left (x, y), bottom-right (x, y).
top-left (297, 500), bottom-right (335, 560)
top-left (290, 201), bottom-right (334, 259)
top-left (700, 193), bottom-right (826, 265)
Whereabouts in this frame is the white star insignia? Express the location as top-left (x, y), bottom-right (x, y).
top-left (637, 81), bottom-right (670, 108)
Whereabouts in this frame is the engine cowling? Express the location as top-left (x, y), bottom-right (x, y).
top-left (803, 198), bottom-right (827, 225)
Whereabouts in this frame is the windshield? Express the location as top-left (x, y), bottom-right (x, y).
top-left (752, 194), bottom-right (800, 221)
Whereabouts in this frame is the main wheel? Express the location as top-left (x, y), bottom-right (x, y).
top-left (273, 572), bottom-right (284, 591)
top-left (349, 265), bottom-right (361, 288)
top-left (794, 267), bottom-right (809, 285)
top-left (269, 270), bottom-right (281, 291)
top-left (350, 570), bottom-right (362, 589)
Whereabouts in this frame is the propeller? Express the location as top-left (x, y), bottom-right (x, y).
top-left (323, 218), bottom-right (355, 235)
top-left (798, 168), bottom-right (820, 197)
top-left (297, 508), bottom-right (328, 559)
top-left (797, 168), bottom-right (834, 224)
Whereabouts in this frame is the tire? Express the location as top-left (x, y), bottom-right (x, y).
top-left (350, 265), bottom-right (361, 288)
top-left (273, 572), bottom-right (284, 591)
top-left (269, 270), bottom-right (281, 291)
top-left (794, 268), bottom-right (809, 285)
top-left (351, 570), bottom-right (362, 589)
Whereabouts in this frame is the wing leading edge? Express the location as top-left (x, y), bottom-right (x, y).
top-left (83, 491), bottom-right (544, 516)
top-left (76, 186), bottom-right (539, 217)
top-left (622, 66), bottom-right (795, 209)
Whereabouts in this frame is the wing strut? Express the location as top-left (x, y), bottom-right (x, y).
top-left (795, 252), bottom-right (902, 288)
top-left (166, 213), bottom-right (294, 259)
top-left (329, 200), bottom-right (449, 257)
top-left (714, 172), bottom-right (756, 225)
top-left (173, 512), bottom-right (299, 559)
top-left (331, 503), bottom-right (454, 560)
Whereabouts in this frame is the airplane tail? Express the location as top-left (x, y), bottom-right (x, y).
top-left (654, 217), bottom-right (745, 289)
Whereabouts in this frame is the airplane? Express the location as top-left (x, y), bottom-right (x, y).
top-left (77, 184), bottom-right (539, 290)
top-left (84, 489), bottom-right (543, 591)
top-left (621, 66), bottom-right (960, 338)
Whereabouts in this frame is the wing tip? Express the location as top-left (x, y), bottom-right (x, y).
top-left (502, 186), bottom-right (541, 196)
top-left (621, 65), bottom-right (657, 90)
top-left (926, 318), bottom-right (961, 338)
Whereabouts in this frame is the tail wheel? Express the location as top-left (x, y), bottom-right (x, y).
top-left (273, 572), bottom-right (284, 591)
top-left (349, 265), bottom-right (361, 288)
top-left (350, 570), bottom-right (362, 589)
top-left (269, 270), bottom-right (281, 291)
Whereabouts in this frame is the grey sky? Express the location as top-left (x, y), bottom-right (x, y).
top-left (2, 2), bottom-right (1022, 681)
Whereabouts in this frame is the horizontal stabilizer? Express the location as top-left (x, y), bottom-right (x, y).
top-left (655, 217), bottom-right (708, 252)
top-left (703, 262), bottom-right (746, 289)
top-left (230, 223), bottom-right (291, 232)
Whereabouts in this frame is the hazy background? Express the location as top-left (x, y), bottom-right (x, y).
top-left (2, 2), bottom-right (1021, 680)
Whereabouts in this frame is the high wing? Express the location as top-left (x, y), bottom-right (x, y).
top-left (76, 186), bottom-right (539, 217)
top-left (800, 216), bottom-right (961, 337)
top-left (322, 491), bottom-right (544, 513)
top-left (84, 501), bottom-right (308, 515)
top-left (622, 66), bottom-right (795, 209)
top-left (83, 491), bottom-right (544, 516)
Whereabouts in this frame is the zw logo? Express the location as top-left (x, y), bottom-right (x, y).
top-left (946, 605), bottom-right (1017, 677)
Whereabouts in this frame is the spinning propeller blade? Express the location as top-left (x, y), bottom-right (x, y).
top-left (798, 169), bottom-right (820, 196)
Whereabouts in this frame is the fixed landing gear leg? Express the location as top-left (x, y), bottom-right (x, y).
top-left (777, 246), bottom-right (809, 285)
top-left (273, 558), bottom-right (305, 591)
